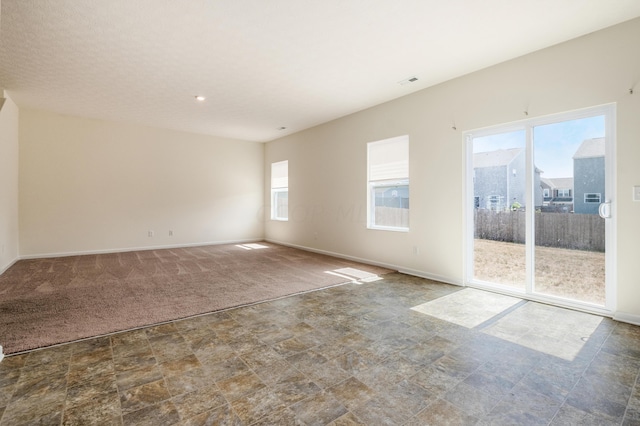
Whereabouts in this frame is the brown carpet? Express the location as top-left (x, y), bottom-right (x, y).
top-left (0, 242), bottom-right (392, 354)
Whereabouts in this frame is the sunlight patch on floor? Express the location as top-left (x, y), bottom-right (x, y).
top-left (325, 267), bottom-right (383, 284)
top-left (481, 302), bottom-right (603, 361)
top-left (411, 288), bottom-right (522, 328)
top-left (236, 243), bottom-right (270, 250)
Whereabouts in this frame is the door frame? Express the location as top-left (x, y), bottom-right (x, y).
top-left (463, 104), bottom-right (616, 316)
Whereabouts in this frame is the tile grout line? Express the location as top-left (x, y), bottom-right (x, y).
top-left (620, 332), bottom-right (640, 426)
top-left (473, 299), bottom-right (530, 331)
top-left (546, 321), bottom-right (617, 426)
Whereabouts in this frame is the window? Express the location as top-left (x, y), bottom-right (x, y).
top-left (584, 193), bottom-right (601, 203)
top-left (367, 135), bottom-right (409, 230)
top-left (543, 188), bottom-right (550, 198)
top-left (465, 103), bottom-right (615, 311)
top-left (487, 195), bottom-right (505, 211)
top-left (271, 160), bottom-right (288, 221)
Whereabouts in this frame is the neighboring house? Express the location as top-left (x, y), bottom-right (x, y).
top-left (473, 148), bottom-right (542, 211)
top-left (573, 137), bottom-right (605, 214)
top-left (541, 177), bottom-right (574, 212)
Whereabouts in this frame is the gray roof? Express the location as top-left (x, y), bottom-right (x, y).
top-left (541, 177), bottom-right (574, 189)
top-left (573, 137), bottom-right (605, 159)
top-left (474, 148), bottom-right (522, 168)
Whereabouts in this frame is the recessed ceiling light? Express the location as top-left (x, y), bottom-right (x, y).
top-left (195, 95), bottom-right (206, 101)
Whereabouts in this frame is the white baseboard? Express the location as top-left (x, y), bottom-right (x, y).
top-left (397, 267), bottom-right (463, 287)
top-left (265, 238), bottom-right (462, 286)
top-left (266, 239), bottom-right (399, 270)
top-left (613, 311), bottom-right (640, 326)
top-left (18, 238), bottom-right (264, 260)
top-left (0, 257), bottom-right (19, 276)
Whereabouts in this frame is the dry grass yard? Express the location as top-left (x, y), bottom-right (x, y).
top-left (474, 239), bottom-right (605, 305)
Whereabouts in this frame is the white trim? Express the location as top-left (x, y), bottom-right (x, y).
top-left (265, 238), bottom-right (397, 270)
top-left (0, 257), bottom-right (19, 275)
top-left (397, 267), bottom-right (463, 287)
top-left (463, 134), bottom-right (474, 289)
top-left (264, 238), bottom-right (462, 287)
top-left (468, 279), bottom-right (612, 317)
top-left (270, 187), bottom-right (289, 221)
top-left (603, 103), bottom-right (617, 313)
top-left (613, 311), bottom-right (640, 326)
top-left (367, 225), bottom-right (409, 233)
top-left (525, 125), bottom-right (534, 295)
top-left (463, 103), bottom-right (616, 312)
top-left (584, 193), bottom-right (601, 203)
top-left (17, 238), bottom-right (263, 260)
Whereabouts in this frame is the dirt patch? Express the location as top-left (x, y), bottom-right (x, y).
top-left (473, 239), bottom-right (605, 305)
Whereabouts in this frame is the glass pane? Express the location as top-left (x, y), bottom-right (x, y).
top-left (372, 184), bottom-right (409, 228)
top-left (472, 130), bottom-right (526, 289)
top-left (533, 115), bottom-right (605, 305)
top-left (273, 190), bottom-right (288, 220)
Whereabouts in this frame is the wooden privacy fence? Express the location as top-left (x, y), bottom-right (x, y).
top-left (474, 210), bottom-right (605, 252)
top-left (375, 206), bottom-right (409, 228)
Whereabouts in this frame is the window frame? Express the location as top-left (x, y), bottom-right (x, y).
top-left (367, 135), bottom-right (410, 232)
top-left (464, 102), bottom-right (616, 315)
top-left (270, 160), bottom-right (289, 221)
top-left (584, 192), bottom-right (601, 203)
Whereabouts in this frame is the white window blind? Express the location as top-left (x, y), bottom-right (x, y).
top-left (367, 135), bottom-right (409, 231)
top-left (368, 136), bottom-right (409, 182)
top-left (271, 160), bottom-right (288, 189)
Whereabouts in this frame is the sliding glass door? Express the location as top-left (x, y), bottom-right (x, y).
top-left (466, 105), bottom-right (615, 312)
top-left (471, 129), bottom-right (527, 291)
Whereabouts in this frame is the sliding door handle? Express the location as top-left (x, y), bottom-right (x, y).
top-left (598, 201), bottom-right (611, 219)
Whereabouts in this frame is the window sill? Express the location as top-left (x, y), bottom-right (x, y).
top-left (367, 225), bottom-right (409, 233)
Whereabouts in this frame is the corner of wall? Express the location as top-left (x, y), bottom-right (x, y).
top-left (0, 91), bottom-right (20, 274)
top-left (613, 311), bottom-right (640, 327)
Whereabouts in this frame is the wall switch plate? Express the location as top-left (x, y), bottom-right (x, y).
top-left (634, 186), bottom-right (640, 202)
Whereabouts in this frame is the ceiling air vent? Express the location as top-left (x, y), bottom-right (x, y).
top-left (398, 76), bottom-right (418, 86)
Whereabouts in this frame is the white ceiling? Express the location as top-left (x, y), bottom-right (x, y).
top-left (2, 1), bottom-right (640, 142)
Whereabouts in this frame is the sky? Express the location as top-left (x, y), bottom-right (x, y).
top-left (473, 115), bottom-right (605, 178)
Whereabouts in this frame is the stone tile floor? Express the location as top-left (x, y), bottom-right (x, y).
top-left (1, 272), bottom-right (639, 425)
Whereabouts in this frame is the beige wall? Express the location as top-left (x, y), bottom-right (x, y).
top-left (0, 93), bottom-right (19, 272)
top-left (19, 109), bottom-right (265, 256)
top-left (265, 18), bottom-right (640, 321)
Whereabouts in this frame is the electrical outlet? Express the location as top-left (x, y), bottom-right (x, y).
top-left (169, 230), bottom-right (173, 237)
top-left (634, 186), bottom-right (640, 202)
top-left (148, 230), bottom-right (154, 237)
